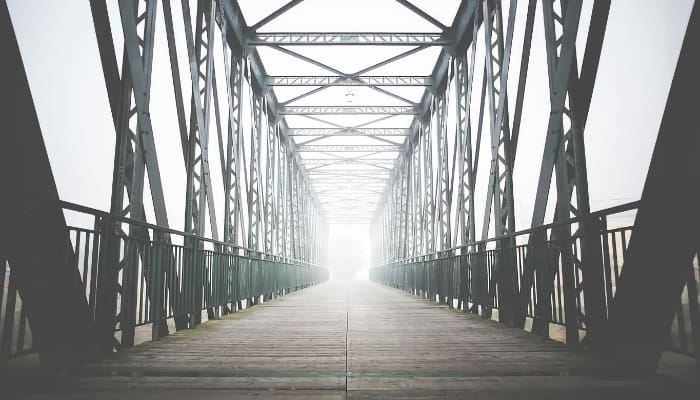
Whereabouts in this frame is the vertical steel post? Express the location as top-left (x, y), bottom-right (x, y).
top-left (480, 0), bottom-right (518, 324)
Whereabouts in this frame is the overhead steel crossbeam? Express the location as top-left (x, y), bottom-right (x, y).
top-left (324, 211), bottom-right (378, 214)
top-left (314, 181), bottom-right (387, 186)
top-left (248, 32), bottom-right (449, 46)
top-left (223, 0), bottom-right (451, 224)
top-left (265, 76), bottom-right (432, 86)
top-left (300, 158), bottom-right (396, 165)
top-left (250, 0), bottom-right (305, 31)
top-left (272, 45), bottom-right (425, 106)
top-left (324, 202), bottom-right (378, 205)
top-left (315, 184), bottom-right (385, 189)
top-left (297, 145), bottom-right (401, 152)
top-left (326, 212), bottom-right (378, 216)
top-left (319, 193), bottom-right (380, 198)
top-left (313, 179), bottom-right (389, 185)
top-left (246, 4), bottom-right (449, 119)
top-left (315, 183), bottom-right (388, 189)
top-left (315, 185), bottom-right (385, 189)
top-left (325, 211), bottom-right (375, 215)
top-left (311, 173), bottom-right (389, 178)
top-left (326, 216), bottom-right (373, 221)
top-left (324, 209), bottom-right (377, 213)
top-left (322, 204), bottom-right (379, 209)
top-left (396, 0), bottom-right (448, 30)
top-left (320, 199), bottom-right (379, 204)
top-left (280, 106), bottom-right (417, 115)
top-left (315, 189), bottom-right (386, 194)
top-left (291, 117), bottom-right (409, 146)
top-left (288, 128), bottom-right (410, 136)
top-left (308, 169), bottom-right (391, 176)
top-left (323, 199), bottom-right (379, 203)
top-left (317, 191), bottom-right (384, 196)
top-left (313, 176), bottom-right (389, 182)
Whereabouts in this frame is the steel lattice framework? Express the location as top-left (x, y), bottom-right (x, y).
top-left (2, 0), bottom-right (699, 376)
top-left (89, 0), bottom-right (333, 350)
top-left (280, 106), bottom-right (418, 115)
top-left (248, 32), bottom-right (448, 46)
top-left (367, 0), bottom-right (696, 364)
top-left (288, 128), bottom-right (411, 137)
top-left (266, 76), bottom-right (433, 87)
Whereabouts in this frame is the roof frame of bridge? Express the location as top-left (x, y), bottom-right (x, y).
top-left (219, 0), bottom-right (328, 226)
top-left (222, 0), bottom-right (476, 220)
top-left (287, 128), bottom-right (411, 137)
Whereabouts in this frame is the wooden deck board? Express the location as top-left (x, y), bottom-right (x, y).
top-left (4, 281), bottom-right (695, 399)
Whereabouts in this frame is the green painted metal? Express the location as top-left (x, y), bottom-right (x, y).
top-left (0, 200), bottom-right (328, 360)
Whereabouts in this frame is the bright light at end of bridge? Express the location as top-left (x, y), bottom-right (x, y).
top-left (327, 223), bottom-right (370, 281)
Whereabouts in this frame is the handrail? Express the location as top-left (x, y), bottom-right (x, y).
top-left (1, 200), bottom-right (328, 361)
top-left (59, 200), bottom-right (320, 267)
top-left (370, 199), bottom-right (699, 360)
top-left (378, 200), bottom-right (640, 265)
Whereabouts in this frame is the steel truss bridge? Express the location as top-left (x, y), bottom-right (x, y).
top-left (0, 0), bottom-right (699, 397)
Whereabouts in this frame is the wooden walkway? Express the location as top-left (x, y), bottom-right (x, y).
top-left (6, 281), bottom-right (694, 399)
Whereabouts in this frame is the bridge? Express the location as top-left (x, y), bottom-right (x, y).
top-left (1, 0), bottom-right (698, 398)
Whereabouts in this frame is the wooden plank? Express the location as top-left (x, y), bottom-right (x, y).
top-left (3, 281), bottom-right (695, 399)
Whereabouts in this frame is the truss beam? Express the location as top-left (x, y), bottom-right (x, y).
top-left (301, 158), bottom-right (396, 165)
top-left (297, 145), bottom-right (401, 153)
top-left (288, 128), bottom-right (410, 136)
top-left (249, 32), bottom-right (449, 46)
top-left (280, 106), bottom-right (416, 115)
top-left (266, 75), bottom-right (432, 86)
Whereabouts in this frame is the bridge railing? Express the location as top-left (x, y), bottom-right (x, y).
top-left (371, 201), bottom-right (700, 360)
top-left (1, 201), bottom-right (327, 360)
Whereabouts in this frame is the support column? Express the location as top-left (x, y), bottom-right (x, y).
top-left (604, 1), bottom-right (699, 375)
top-left (0, 1), bottom-right (92, 368)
